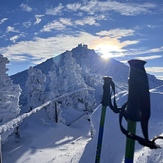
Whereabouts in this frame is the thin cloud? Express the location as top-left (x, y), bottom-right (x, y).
top-left (41, 15), bottom-right (101, 32)
top-left (34, 15), bottom-right (44, 25)
top-left (121, 40), bottom-right (139, 47)
top-left (20, 3), bottom-right (32, 12)
top-left (10, 35), bottom-right (19, 43)
top-left (145, 67), bottom-right (163, 73)
top-left (59, 18), bottom-right (73, 26)
top-left (155, 76), bottom-right (163, 80)
top-left (46, 3), bottom-right (64, 15)
top-left (126, 47), bottom-right (163, 56)
top-left (66, 1), bottom-right (156, 16)
top-left (107, 2), bottom-right (156, 16)
top-left (75, 16), bottom-right (99, 26)
top-left (136, 55), bottom-right (162, 61)
top-left (0, 18), bottom-right (8, 24)
top-left (66, 3), bottom-right (81, 12)
top-left (6, 26), bottom-right (19, 33)
top-left (96, 28), bottom-right (135, 38)
top-left (41, 21), bottom-right (66, 32)
top-left (9, 33), bottom-right (25, 43)
top-left (22, 21), bottom-right (32, 28)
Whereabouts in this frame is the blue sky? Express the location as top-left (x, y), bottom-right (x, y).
top-left (0, 0), bottom-right (163, 79)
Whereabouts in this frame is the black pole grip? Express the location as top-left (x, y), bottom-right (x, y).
top-left (101, 76), bottom-right (112, 106)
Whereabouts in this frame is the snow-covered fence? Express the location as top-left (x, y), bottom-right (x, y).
top-left (0, 101), bottom-right (51, 135)
top-left (0, 87), bottom-right (94, 163)
top-left (0, 101), bottom-right (51, 163)
top-left (0, 87), bottom-right (94, 135)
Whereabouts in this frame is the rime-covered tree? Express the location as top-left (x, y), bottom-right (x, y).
top-left (58, 51), bottom-right (94, 110)
top-left (48, 64), bottom-right (59, 99)
top-left (0, 54), bottom-right (21, 142)
top-left (84, 71), bottom-right (101, 88)
top-left (46, 64), bottom-right (65, 123)
top-left (59, 51), bottom-right (87, 92)
top-left (25, 67), bottom-right (46, 110)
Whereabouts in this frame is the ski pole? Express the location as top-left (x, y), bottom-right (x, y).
top-left (95, 76), bottom-right (112, 163)
top-left (125, 120), bottom-right (136, 163)
top-left (122, 59), bottom-right (149, 163)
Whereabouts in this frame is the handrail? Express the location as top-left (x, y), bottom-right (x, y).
top-left (0, 101), bottom-right (51, 135)
top-left (0, 87), bottom-right (95, 163)
top-left (0, 87), bottom-right (94, 135)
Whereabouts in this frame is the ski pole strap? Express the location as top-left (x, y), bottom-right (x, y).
top-left (108, 80), bottom-right (120, 113)
top-left (101, 77), bottom-right (120, 113)
top-left (119, 105), bottom-right (163, 149)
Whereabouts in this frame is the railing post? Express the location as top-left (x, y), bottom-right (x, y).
top-left (54, 102), bottom-right (58, 123)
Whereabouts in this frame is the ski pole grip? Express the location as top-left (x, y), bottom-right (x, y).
top-left (101, 76), bottom-right (112, 106)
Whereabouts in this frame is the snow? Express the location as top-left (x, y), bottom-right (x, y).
top-left (1, 45), bottom-right (163, 163)
top-left (2, 88), bottom-right (163, 163)
top-left (2, 109), bottom-right (91, 163)
top-left (80, 89), bottom-right (163, 163)
top-left (0, 101), bottom-right (51, 134)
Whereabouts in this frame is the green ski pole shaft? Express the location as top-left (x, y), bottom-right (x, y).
top-left (125, 120), bottom-right (136, 163)
top-left (95, 105), bottom-right (107, 163)
top-left (95, 76), bottom-right (112, 163)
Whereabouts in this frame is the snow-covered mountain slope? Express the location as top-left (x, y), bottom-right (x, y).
top-left (2, 86), bottom-right (163, 163)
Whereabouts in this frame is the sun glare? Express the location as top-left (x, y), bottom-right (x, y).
top-left (95, 44), bottom-right (117, 59)
top-left (101, 53), bottom-right (111, 59)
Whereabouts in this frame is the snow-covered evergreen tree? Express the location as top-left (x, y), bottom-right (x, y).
top-left (46, 64), bottom-right (65, 123)
top-left (48, 64), bottom-right (59, 99)
top-left (58, 51), bottom-right (95, 111)
top-left (0, 54), bottom-right (21, 142)
top-left (25, 67), bottom-right (46, 111)
top-left (84, 71), bottom-right (101, 88)
top-left (59, 51), bottom-right (87, 92)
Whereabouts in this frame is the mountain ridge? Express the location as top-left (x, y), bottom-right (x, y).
top-left (11, 44), bottom-right (163, 91)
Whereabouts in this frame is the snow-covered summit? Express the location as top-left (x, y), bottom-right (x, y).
top-left (11, 44), bottom-right (163, 90)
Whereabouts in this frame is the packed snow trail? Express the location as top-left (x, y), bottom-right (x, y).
top-left (2, 109), bottom-right (92, 163)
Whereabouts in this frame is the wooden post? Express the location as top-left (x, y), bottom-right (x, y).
top-left (54, 102), bottom-right (58, 123)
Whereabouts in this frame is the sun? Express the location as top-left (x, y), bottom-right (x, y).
top-left (101, 53), bottom-right (112, 59)
top-left (95, 44), bottom-right (118, 59)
